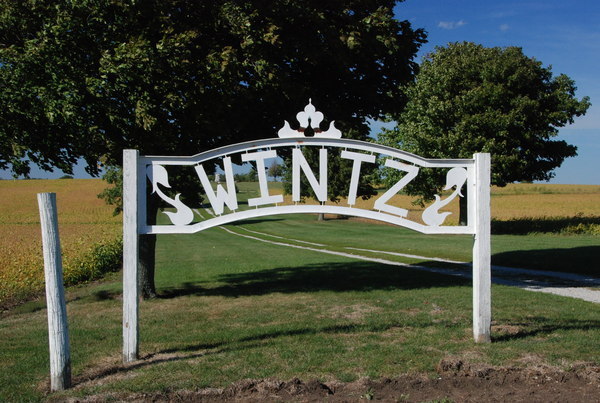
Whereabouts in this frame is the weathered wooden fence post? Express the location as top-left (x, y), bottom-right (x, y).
top-left (472, 153), bottom-right (491, 343)
top-left (123, 149), bottom-right (140, 362)
top-left (37, 192), bottom-right (71, 391)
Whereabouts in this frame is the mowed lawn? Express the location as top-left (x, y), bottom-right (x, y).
top-left (0, 181), bottom-right (598, 401)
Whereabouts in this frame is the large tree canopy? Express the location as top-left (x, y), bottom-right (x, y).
top-left (1, 0), bottom-right (426, 297)
top-left (1, 0), bottom-right (425, 177)
top-left (379, 41), bottom-right (590, 216)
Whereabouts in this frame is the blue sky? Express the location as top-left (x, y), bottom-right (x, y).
top-left (3, 1), bottom-right (598, 184)
top-left (393, 0), bottom-right (600, 185)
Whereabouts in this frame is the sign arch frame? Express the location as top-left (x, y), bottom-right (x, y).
top-left (139, 138), bottom-right (479, 235)
top-left (122, 107), bottom-right (490, 363)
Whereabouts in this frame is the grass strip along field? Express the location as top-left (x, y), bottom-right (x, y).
top-left (0, 181), bottom-right (598, 401)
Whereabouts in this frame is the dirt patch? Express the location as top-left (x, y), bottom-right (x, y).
top-left (491, 324), bottom-right (524, 336)
top-left (61, 360), bottom-right (600, 402)
top-left (319, 303), bottom-right (382, 321)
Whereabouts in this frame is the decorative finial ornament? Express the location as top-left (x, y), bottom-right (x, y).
top-left (278, 99), bottom-right (342, 138)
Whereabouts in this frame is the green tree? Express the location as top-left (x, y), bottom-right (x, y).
top-left (97, 167), bottom-right (124, 216)
top-left (379, 42), bottom-right (590, 224)
top-left (1, 0), bottom-right (425, 296)
top-left (267, 161), bottom-right (283, 182)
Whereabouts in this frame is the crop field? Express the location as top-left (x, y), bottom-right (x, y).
top-left (355, 183), bottom-right (600, 224)
top-left (489, 184), bottom-right (600, 220)
top-left (257, 181), bottom-right (600, 227)
top-left (0, 179), bottom-right (121, 308)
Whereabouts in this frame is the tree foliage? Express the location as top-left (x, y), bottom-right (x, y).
top-left (97, 166), bottom-right (123, 216)
top-left (1, 0), bottom-right (425, 177)
top-left (379, 42), bottom-right (590, 212)
top-left (1, 0), bottom-right (426, 296)
top-left (234, 167), bottom-right (258, 183)
top-left (267, 161), bottom-right (283, 182)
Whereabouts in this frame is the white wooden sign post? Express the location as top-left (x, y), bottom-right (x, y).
top-left (122, 100), bottom-right (491, 362)
top-left (122, 150), bottom-right (141, 363)
top-left (38, 192), bottom-right (72, 390)
top-left (472, 153), bottom-right (491, 342)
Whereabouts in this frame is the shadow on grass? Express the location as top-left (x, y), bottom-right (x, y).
top-left (91, 289), bottom-right (120, 301)
top-left (74, 316), bottom-right (600, 387)
top-left (492, 246), bottom-right (600, 276)
top-left (73, 321), bottom-right (454, 387)
top-left (158, 261), bottom-right (469, 299)
top-left (230, 217), bottom-right (286, 226)
top-left (159, 321), bottom-right (427, 355)
top-left (492, 318), bottom-right (600, 342)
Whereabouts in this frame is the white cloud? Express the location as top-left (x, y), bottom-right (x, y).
top-left (490, 11), bottom-right (516, 19)
top-left (438, 20), bottom-right (466, 30)
top-left (499, 23), bottom-right (510, 32)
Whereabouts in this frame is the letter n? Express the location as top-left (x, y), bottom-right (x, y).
top-left (292, 148), bottom-right (328, 202)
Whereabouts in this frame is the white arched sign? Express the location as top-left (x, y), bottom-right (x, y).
top-left (122, 101), bottom-right (491, 363)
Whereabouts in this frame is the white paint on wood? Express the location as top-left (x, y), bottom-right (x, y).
top-left (123, 149), bottom-right (140, 362)
top-left (241, 150), bottom-right (283, 206)
top-left (38, 192), bottom-right (71, 391)
top-left (277, 99), bottom-right (342, 138)
top-left (373, 159), bottom-right (419, 218)
top-left (137, 138), bottom-right (476, 234)
top-left (145, 204), bottom-right (475, 235)
top-left (472, 153), bottom-right (491, 343)
top-left (147, 164), bottom-right (194, 226)
top-left (421, 167), bottom-right (468, 226)
top-left (340, 150), bottom-right (377, 206)
top-left (140, 137), bottom-right (473, 168)
top-left (194, 156), bottom-right (238, 214)
top-left (292, 148), bottom-right (328, 202)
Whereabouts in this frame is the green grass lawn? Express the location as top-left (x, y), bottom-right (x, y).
top-left (1, 213), bottom-right (598, 401)
top-left (200, 181), bottom-right (599, 275)
top-left (221, 213), bottom-right (599, 275)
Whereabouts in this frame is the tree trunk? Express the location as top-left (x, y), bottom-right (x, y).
top-left (459, 185), bottom-right (468, 226)
top-left (139, 196), bottom-right (159, 299)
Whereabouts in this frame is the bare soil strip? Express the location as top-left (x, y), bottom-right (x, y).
top-left (63, 360), bottom-right (600, 402)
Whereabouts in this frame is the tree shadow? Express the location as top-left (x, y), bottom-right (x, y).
top-left (230, 217), bottom-right (285, 226)
top-left (158, 261), bottom-right (470, 299)
top-left (492, 246), bottom-right (600, 277)
top-left (73, 321), bottom-right (429, 387)
top-left (73, 315), bottom-right (600, 387)
top-left (158, 322), bottom-right (412, 355)
top-left (492, 318), bottom-right (600, 342)
top-left (79, 262), bottom-right (600, 385)
top-left (91, 289), bottom-right (121, 301)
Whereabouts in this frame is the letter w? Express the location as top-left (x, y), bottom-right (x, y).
top-left (194, 156), bottom-right (238, 215)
